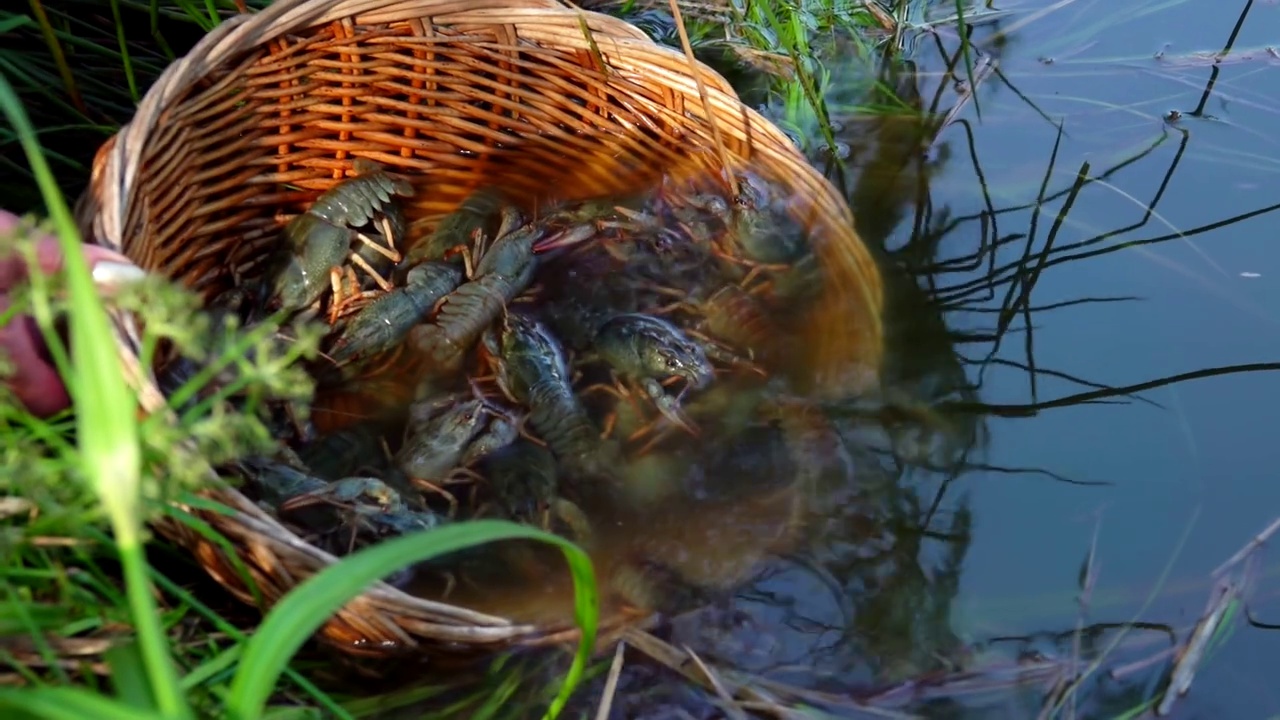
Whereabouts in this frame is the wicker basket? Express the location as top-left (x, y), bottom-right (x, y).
top-left (74, 0), bottom-right (884, 657)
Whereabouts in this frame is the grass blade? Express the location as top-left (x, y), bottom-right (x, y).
top-left (227, 519), bottom-right (599, 720)
top-left (26, 0), bottom-right (86, 114)
top-left (107, 0), bottom-right (140, 103)
top-left (0, 686), bottom-right (167, 720)
top-left (0, 75), bottom-right (189, 719)
top-left (953, 0), bottom-right (982, 120)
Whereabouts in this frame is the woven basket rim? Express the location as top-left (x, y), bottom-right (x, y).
top-left (80, 0), bottom-right (885, 656)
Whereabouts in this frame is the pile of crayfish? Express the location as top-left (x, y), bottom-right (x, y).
top-left (163, 158), bottom-right (866, 621)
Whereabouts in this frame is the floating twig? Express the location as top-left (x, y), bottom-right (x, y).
top-left (1211, 515), bottom-right (1280, 578)
top-left (666, 0), bottom-right (736, 190)
top-left (594, 640), bottom-right (626, 720)
top-left (1155, 561), bottom-right (1252, 716)
top-left (683, 644), bottom-right (748, 720)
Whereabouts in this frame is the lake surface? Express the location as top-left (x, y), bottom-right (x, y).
top-left (712, 0), bottom-right (1280, 716)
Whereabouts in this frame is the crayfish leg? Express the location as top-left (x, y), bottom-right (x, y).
top-left (653, 393), bottom-right (700, 438)
top-left (708, 344), bottom-right (768, 378)
top-left (327, 267), bottom-right (378, 324)
top-left (514, 414), bottom-right (547, 447)
top-left (444, 466), bottom-right (486, 487)
top-left (623, 408), bottom-right (680, 455)
top-left (410, 477), bottom-right (460, 518)
top-left (598, 411), bottom-right (618, 440)
top-left (585, 377), bottom-right (646, 441)
top-left (375, 216), bottom-right (401, 253)
top-left (324, 267), bottom-right (346, 324)
top-left (680, 328), bottom-right (767, 379)
top-left (531, 223), bottom-right (597, 253)
top-left (625, 379), bottom-right (699, 444)
top-left (737, 263), bottom-right (772, 291)
top-left (356, 229), bottom-right (402, 262)
top-left (630, 425), bottom-right (678, 456)
top-left (347, 250), bottom-right (395, 292)
top-left (580, 378), bottom-right (634, 404)
top-left (441, 244), bottom-right (476, 279)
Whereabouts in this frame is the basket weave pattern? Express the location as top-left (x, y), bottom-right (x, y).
top-left (75, 0), bottom-right (884, 656)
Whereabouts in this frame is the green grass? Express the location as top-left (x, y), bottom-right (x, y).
top-left (0, 0), bottom-right (271, 210)
top-left (600, 0), bottom-right (908, 162)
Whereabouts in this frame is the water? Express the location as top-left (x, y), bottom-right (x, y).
top-left (695, 0), bottom-right (1280, 716)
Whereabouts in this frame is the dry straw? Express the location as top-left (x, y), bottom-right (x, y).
top-left (73, 0), bottom-right (884, 657)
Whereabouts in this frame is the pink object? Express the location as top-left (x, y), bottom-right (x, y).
top-left (0, 210), bottom-right (134, 417)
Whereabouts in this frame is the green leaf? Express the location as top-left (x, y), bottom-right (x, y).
top-left (227, 520), bottom-right (598, 720)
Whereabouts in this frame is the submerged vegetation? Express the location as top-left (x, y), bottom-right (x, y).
top-left (4, 0), bottom-right (1280, 718)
